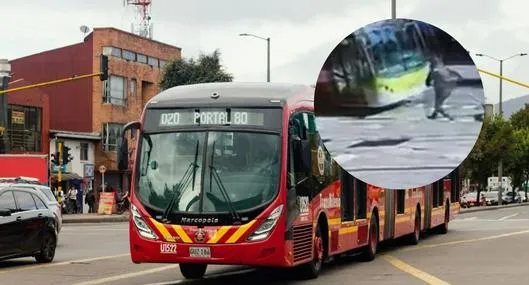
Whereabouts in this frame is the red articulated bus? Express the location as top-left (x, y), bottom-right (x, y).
top-left (117, 82), bottom-right (461, 280)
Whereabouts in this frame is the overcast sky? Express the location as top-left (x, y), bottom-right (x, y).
top-left (1, 0), bottom-right (528, 104)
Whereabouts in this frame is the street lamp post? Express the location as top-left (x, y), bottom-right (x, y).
top-left (475, 52), bottom-right (527, 205)
top-left (0, 59), bottom-right (11, 154)
top-left (239, 33), bottom-right (271, 82)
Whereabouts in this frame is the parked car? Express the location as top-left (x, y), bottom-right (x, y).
top-left (460, 192), bottom-right (485, 208)
top-left (483, 191), bottom-right (499, 206)
top-left (0, 186), bottom-right (58, 263)
top-left (503, 191), bottom-right (521, 204)
top-left (0, 182), bottom-right (62, 233)
top-left (518, 191), bottom-right (528, 202)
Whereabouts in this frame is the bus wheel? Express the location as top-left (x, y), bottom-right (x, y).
top-left (407, 208), bottom-right (421, 245)
top-left (438, 204), bottom-right (449, 234)
top-left (179, 263), bottom-right (207, 279)
top-left (361, 215), bottom-right (378, 261)
top-left (296, 224), bottom-right (324, 279)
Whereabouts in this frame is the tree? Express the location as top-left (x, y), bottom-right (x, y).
top-left (463, 115), bottom-right (515, 189)
top-left (159, 49), bottom-right (233, 90)
top-left (506, 104), bottom-right (529, 197)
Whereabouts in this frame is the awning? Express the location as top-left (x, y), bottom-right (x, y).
top-left (51, 172), bottom-right (83, 181)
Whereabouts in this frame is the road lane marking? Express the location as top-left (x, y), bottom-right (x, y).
top-left (72, 265), bottom-right (178, 285)
top-left (0, 253), bottom-right (129, 274)
top-left (401, 229), bottom-right (529, 252)
top-left (454, 218), bottom-right (529, 222)
top-left (499, 213), bottom-right (519, 220)
top-left (383, 255), bottom-right (451, 285)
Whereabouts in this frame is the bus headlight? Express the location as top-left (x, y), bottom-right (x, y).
top-left (131, 204), bottom-right (158, 240)
top-left (247, 204), bottom-right (283, 242)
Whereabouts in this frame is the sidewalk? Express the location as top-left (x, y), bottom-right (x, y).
top-left (459, 202), bottom-right (529, 214)
top-left (62, 212), bottom-right (130, 224)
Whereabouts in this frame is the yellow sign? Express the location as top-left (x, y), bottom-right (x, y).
top-left (0, 127), bottom-right (4, 136)
top-left (97, 192), bottom-right (115, 215)
top-left (12, 111), bottom-right (24, 125)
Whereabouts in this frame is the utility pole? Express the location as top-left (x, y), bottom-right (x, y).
top-left (57, 141), bottom-right (63, 206)
top-left (475, 52), bottom-right (527, 205)
top-left (392, 0), bottom-right (396, 19)
top-left (498, 59), bottom-right (503, 205)
top-left (0, 59), bottom-right (11, 154)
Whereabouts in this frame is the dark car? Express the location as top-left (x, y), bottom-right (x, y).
top-left (0, 186), bottom-right (58, 263)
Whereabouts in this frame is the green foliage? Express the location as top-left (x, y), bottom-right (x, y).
top-left (159, 49), bottom-right (233, 90)
top-left (466, 103), bottom-right (529, 190)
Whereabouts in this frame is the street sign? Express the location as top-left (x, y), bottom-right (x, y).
top-left (84, 164), bottom-right (94, 178)
top-left (52, 164), bottom-right (67, 173)
top-left (99, 165), bottom-right (106, 174)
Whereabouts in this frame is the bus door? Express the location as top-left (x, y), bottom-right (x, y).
top-left (424, 184), bottom-right (432, 229)
top-left (286, 113), bottom-right (313, 228)
top-left (384, 190), bottom-right (395, 240)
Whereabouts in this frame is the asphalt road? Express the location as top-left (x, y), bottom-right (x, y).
top-left (2, 205), bottom-right (529, 285)
top-left (316, 84), bottom-right (484, 190)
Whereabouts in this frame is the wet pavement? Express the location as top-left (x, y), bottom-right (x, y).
top-left (316, 84), bottom-right (485, 189)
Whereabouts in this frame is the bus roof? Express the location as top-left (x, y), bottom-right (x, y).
top-left (146, 82), bottom-right (314, 109)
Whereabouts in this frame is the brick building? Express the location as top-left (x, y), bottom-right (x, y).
top-left (9, 27), bottom-right (181, 191)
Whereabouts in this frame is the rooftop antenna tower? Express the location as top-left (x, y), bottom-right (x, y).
top-left (124, 0), bottom-right (153, 39)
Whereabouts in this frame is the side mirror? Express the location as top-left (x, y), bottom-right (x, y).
top-left (0, 209), bottom-right (11, 217)
top-left (118, 121), bottom-right (140, 171)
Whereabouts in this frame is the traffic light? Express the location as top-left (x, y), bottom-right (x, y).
top-left (100, 54), bottom-right (109, 81)
top-left (62, 146), bottom-right (73, 166)
top-left (50, 152), bottom-right (60, 165)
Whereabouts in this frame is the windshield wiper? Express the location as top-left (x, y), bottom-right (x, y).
top-left (208, 140), bottom-right (241, 224)
top-left (161, 140), bottom-right (200, 221)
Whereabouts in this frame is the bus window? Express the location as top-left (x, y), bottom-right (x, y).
top-left (397, 190), bottom-right (405, 214)
top-left (450, 169), bottom-right (459, 202)
top-left (432, 181), bottom-right (438, 207)
top-left (340, 168), bottom-right (354, 221)
top-left (438, 180), bottom-right (444, 206)
top-left (354, 178), bottom-right (367, 219)
top-left (288, 113), bottom-right (311, 198)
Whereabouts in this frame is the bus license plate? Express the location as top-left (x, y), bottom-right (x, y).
top-left (189, 247), bottom-right (210, 258)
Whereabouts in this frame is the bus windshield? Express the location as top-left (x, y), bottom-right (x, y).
top-left (366, 25), bottom-right (425, 77)
top-left (136, 130), bottom-right (281, 216)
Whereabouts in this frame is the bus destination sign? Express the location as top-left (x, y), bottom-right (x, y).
top-left (158, 109), bottom-right (266, 127)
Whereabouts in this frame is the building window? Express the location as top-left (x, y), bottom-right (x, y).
top-left (110, 47), bottom-right (122, 58)
top-left (122, 50), bottom-right (136, 61)
top-left (6, 105), bottom-right (42, 152)
top-left (102, 75), bottom-right (126, 106)
top-left (159, 59), bottom-right (168, 69)
top-left (147, 56), bottom-right (159, 67)
top-left (102, 123), bottom-right (124, 152)
top-left (130, 79), bottom-right (136, 96)
top-left (137, 53), bottom-right (147, 64)
top-left (80, 143), bottom-right (88, 161)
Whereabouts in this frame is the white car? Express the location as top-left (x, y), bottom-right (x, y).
top-left (0, 182), bottom-right (62, 233)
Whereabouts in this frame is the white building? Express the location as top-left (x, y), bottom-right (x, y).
top-left (49, 130), bottom-right (101, 197)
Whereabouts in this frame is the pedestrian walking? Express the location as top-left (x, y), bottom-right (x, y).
top-left (66, 186), bottom-right (78, 214)
top-left (85, 189), bottom-right (96, 213)
top-left (425, 56), bottom-right (464, 120)
top-left (76, 186), bottom-right (84, 214)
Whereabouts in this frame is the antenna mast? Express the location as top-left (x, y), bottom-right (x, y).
top-left (125, 0), bottom-right (153, 39)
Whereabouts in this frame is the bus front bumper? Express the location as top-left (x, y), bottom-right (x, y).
top-left (129, 225), bottom-right (291, 267)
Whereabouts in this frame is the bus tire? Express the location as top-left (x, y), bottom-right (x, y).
top-left (438, 203), bottom-right (449, 234)
top-left (296, 223), bottom-right (324, 279)
top-left (179, 263), bottom-right (207, 279)
top-left (361, 213), bottom-right (378, 262)
top-left (407, 206), bottom-right (421, 245)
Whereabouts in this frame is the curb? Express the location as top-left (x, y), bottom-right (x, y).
top-left (459, 202), bottom-right (529, 214)
top-left (62, 215), bottom-right (129, 224)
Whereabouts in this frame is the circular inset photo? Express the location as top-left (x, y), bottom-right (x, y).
top-left (314, 18), bottom-right (485, 190)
